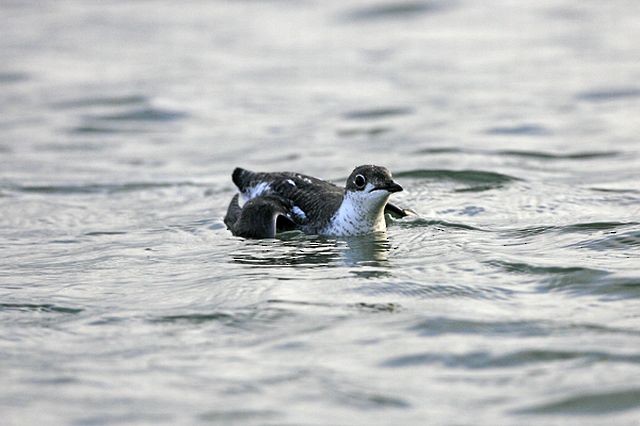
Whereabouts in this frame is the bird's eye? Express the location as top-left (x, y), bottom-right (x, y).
top-left (354, 174), bottom-right (366, 189)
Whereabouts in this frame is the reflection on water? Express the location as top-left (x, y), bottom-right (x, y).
top-left (230, 232), bottom-right (392, 278)
top-left (342, 233), bottom-right (393, 278)
top-left (230, 237), bottom-right (343, 267)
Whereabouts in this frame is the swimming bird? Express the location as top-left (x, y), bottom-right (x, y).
top-left (224, 165), bottom-right (411, 238)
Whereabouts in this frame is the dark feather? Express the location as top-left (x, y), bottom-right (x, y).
top-left (225, 194), bottom-right (297, 239)
top-left (231, 168), bottom-right (344, 232)
top-left (224, 194), bottom-right (242, 230)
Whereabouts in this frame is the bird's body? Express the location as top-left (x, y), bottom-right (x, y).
top-left (224, 165), bottom-right (410, 239)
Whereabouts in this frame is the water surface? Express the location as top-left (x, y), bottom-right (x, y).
top-left (1, 1), bottom-right (640, 424)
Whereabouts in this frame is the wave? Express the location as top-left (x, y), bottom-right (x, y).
top-left (573, 229), bottom-right (640, 251)
top-left (4, 181), bottom-right (205, 195)
top-left (341, 1), bottom-right (450, 22)
top-left (488, 260), bottom-right (640, 299)
top-left (381, 349), bottom-right (640, 369)
top-left (51, 94), bottom-right (147, 109)
top-left (342, 106), bottom-right (413, 120)
top-left (495, 150), bottom-right (618, 159)
top-left (0, 303), bottom-right (82, 314)
top-left (504, 222), bottom-right (638, 238)
top-left (395, 169), bottom-right (520, 183)
top-left (576, 87), bottom-right (640, 102)
top-left (485, 124), bottom-right (551, 136)
top-left (412, 147), bottom-right (618, 160)
top-left (395, 217), bottom-right (485, 231)
top-left (515, 388), bottom-right (640, 415)
top-left (395, 169), bottom-right (520, 192)
top-left (92, 106), bottom-right (187, 122)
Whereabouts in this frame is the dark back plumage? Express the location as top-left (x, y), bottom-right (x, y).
top-left (232, 167), bottom-right (344, 232)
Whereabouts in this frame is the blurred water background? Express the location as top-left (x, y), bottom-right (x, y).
top-left (1, 0), bottom-right (640, 424)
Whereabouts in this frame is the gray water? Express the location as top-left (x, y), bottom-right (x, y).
top-left (1, 0), bottom-right (640, 424)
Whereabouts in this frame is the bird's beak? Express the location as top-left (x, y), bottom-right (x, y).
top-left (371, 181), bottom-right (403, 193)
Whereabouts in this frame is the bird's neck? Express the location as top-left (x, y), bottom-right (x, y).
top-left (326, 191), bottom-right (389, 236)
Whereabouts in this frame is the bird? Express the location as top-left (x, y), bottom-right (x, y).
top-left (224, 165), bottom-right (412, 239)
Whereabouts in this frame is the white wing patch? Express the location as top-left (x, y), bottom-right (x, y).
top-left (296, 174), bottom-right (312, 184)
top-left (292, 206), bottom-right (306, 220)
top-left (286, 179), bottom-right (296, 187)
top-left (242, 182), bottom-right (270, 203)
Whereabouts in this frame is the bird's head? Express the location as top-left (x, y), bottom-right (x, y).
top-left (344, 165), bottom-right (403, 209)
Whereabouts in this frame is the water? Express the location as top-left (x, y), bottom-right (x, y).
top-left (1, 0), bottom-right (639, 424)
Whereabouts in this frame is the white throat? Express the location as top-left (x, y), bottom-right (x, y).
top-left (323, 184), bottom-right (390, 236)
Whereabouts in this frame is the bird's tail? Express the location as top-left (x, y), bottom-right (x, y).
top-left (232, 167), bottom-right (255, 191)
top-left (224, 194), bottom-right (242, 229)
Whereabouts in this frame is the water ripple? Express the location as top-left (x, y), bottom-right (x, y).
top-left (2, 1), bottom-right (639, 424)
top-left (93, 106), bottom-right (187, 122)
top-left (84, 231), bottom-right (128, 237)
top-left (353, 281), bottom-right (513, 300)
top-left (408, 317), bottom-right (546, 337)
top-left (198, 410), bottom-right (280, 423)
top-left (342, 106), bottom-right (413, 120)
top-left (70, 125), bottom-right (147, 135)
top-left (5, 181), bottom-right (206, 195)
top-left (576, 87), bottom-right (640, 102)
top-left (150, 312), bottom-right (238, 325)
top-left (266, 299), bottom-right (402, 313)
top-left (0, 303), bottom-right (82, 314)
top-left (503, 221), bottom-right (638, 238)
top-left (395, 169), bottom-right (520, 183)
top-left (485, 124), bottom-right (551, 136)
top-left (149, 305), bottom-right (299, 330)
top-left (342, 1), bottom-right (450, 22)
top-left (0, 72), bottom-right (29, 84)
top-left (336, 126), bottom-right (392, 138)
top-left (51, 95), bottom-right (147, 109)
top-left (407, 316), bottom-right (640, 338)
top-left (381, 349), bottom-right (640, 369)
top-left (395, 217), bottom-right (485, 231)
top-left (573, 229), bottom-right (640, 251)
top-left (412, 147), bottom-right (619, 160)
top-left (413, 147), bottom-right (463, 155)
top-left (488, 260), bottom-right (640, 298)
top-left (516, 388), bottom-right (640, 415)
top-left (395, 169), bottom-right (520, 192)
top-left (495, 150), bottom-right (618, 160)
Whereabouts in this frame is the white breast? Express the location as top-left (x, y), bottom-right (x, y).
top-left (322, 186), bottom-right (390, 236)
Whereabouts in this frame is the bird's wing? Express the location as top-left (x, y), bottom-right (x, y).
top-left (232, 168), bottom-right (343, 225)
top-left (224, 194), bottom-right (242, 230)
top-left (233, 168), bottom-right (339, 195)
top-left (226, 194), bottom-right (299, 239)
